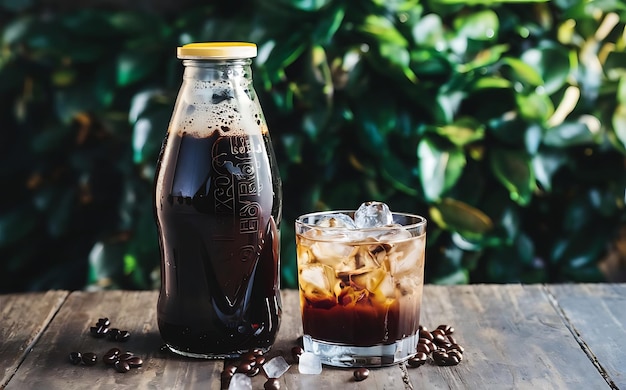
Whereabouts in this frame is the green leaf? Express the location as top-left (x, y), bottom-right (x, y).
top-left (502, 57), bottom-right (543, 87)
top-left (613, 104), bottom-right (626, 149)
top-left (360, 15), bottom-right (408, 46)
top-left (490, 148), bottom-right (535, 206)
top-left (117, 50), bottom-right (158, 86)
top-left (429, 198), bottom-right (493, 238)
top-left (434, 118), bottom-right (485, 147)
top-left (380, 153), bottom-right (420, 197)
top-left (412, 13), bottom-right (445, 48)
top-left (453, 9), bottom-right (499, 41)
top-left (543, 121), bottom-right (595, 147)
top-left (532, 149), bottom-right (567, 191)
top-left (516, 92), bottom-right (554, 122)
top-left (520, 45), bottom-right (571, 95)
top-left (312, 4), bottom-right (345, 44)
top-left (418, 138), bottom-right (466, 202)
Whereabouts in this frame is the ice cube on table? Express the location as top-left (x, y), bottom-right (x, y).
top-left (228, 373), bottom-right (252, 390)
top-left (354, 201), bottom-right (393, 228)
top-left (263, 356), bottom-right (291, 378)
top-left (298, 352), bottom-right (322, 374)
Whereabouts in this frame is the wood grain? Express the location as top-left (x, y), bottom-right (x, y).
top-left (409, 284), bottom-right (610, 389)
top-left (0, 290), bottom-right (68, 389)
top-left (2, 286), bottom-right (621, 389)
top-left (547, 283), bottom-right (626, 389)
top-left (4, 290), bottom-right (222, 390)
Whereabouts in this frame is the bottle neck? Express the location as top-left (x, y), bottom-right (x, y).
top-left (182, 59), bottom-right (252, 82)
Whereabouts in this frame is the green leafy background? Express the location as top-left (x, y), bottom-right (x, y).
top-left (1, 0), bottom-right (626, 292)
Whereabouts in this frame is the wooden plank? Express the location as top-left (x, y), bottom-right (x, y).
top-left (406, 284), bottom-right (610, 389)
top-left (547, 283), bottom-right (626, 389)
top-left (0, 290), bottom-right (68, 389)
top-left (4, 290), bottom-right (223, 390)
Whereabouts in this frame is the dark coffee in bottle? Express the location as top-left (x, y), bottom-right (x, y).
top-left (154, 42), bottom-right (282, 358)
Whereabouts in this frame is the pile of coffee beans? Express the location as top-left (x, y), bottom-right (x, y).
top-left (90, 317), bottom-right (131, 342)
top-left (220, 348), bottom-right (281, 389)
top-left (103, 348), bottom-right (143, 373)
top-left (69, 348), bottom-right (143, 373)
top-left (408, 324), bottom-right (464, 367)
top-left (69, 316), bottom-right (142, 374)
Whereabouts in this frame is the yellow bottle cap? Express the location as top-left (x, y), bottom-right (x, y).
top-left (177, 42), bottom-right (257, 59)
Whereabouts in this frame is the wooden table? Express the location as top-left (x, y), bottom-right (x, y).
top-left (1, 284), bottom-right (624, 389)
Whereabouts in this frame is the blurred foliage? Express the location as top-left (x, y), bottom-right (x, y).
top-left (1, 0), bottom-right (626, 292)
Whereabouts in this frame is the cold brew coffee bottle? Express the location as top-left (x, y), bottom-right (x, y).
top-left (154, 42), bottom-right (282, 358)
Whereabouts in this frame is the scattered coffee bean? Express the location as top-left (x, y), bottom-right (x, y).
top-left (90, 325), bottom-right (109, 338)
top-left (291, 346), bottom-right (304, 361)
top-left (246, 366), bottom-right (260, 377)
top-left (236, 361), bottom-right (253, 373)
top-left (97, 317), bottom-right (110, 327)
top-left (407, 352), bottom-right (428, 367)
top-left (255, 355), bottom-right (266, 366)
top-left (114, 360), bottom-right (131, 373)
top-left (264, 378), bottom-right (280, 390)
top-left (81, 352), bottom-right (98, 366)
top-left (224, 364), bottom-right (238, 375)
top-left (437, 324), bottom-right (454, 334)
top-left (69, 352), bottom-right (82, 365)
top-left (353, 367), bottom-right (369, 381)
top-left (419, 328), bottom-right (433, 341)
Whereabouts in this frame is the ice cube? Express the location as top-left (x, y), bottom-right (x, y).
top-left (354, 201), bottom-right (393, 228)
top-left (263, 356), bottom-right (291, 378)
top-left (335, 246), bottom-right (379, 277)
top-left (298, 352), bottom-right (322, 374)
top-left (395, 272), bottom-right (423, 297)
top-left (299, 263), bottom-right (336, 305)
top-left (315, 213), bottom-right (357, 229)
top-left (388, 236), bottom-right (425, 276)
top-left (310, 241), bottom-right (355, 267)
top-left (228, 373), bottom-right (252, 390)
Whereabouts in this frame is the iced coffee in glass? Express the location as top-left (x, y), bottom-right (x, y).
top-left (295, 202), bottom-right (426, 367)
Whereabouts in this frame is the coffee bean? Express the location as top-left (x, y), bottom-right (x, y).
top-left (417, 343), bottom-right (431, 354)
top-left (103, 353), bottom-right (119, 365)
top-left (264, 378), bottom-right (281, 390)
top-left (450, 343), bottom-right (464, 353)
top-left (407, 352), bottom-right (428, 368)
top-left (236, 362), bottom-right (252, 373)
top-left (447, 335), bottom-right (457, 345)
top-left (252, 348), bottom-right (264, 356)
top-left (419, 329), bottom-right (433, 341)
top-left (448, 350), bottom-right (463, 362)
top-left (241, 351), bottom-right (256, 362)
top-left (90, 325), bottom-right (109, 338)
top-left (119, 352), bottom-right (134, 361)
top-left (105, 347), bottom-right (121, 357)
top-left (81, 352), bottom-right (98, 366)
top-left (353, 368), bottom-right (369, 381)
top-left (97, 317), bottom-right (111, 327)
top-left (255, 356), bottom-right (266, 366)
top-left (436, 324), bottom-right (453, 334)
top-left (69, 352), bottom-right (82, 365)
top-left (114, 360), bottom-right (131, 373)
top-left (246, 366), bottom-right (260, 377)
top-left (291, 346), bottom-right (304, 361)
top-left (126, 356), bottom-right (143, 368)
top-left (117, 330), bottom-right (131, 342)
top-left (224, 364), bottom-right (238, 374)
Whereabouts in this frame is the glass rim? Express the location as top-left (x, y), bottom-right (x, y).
top-left (295, 210), bottom-right (427, 231)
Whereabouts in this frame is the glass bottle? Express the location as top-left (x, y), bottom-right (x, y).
top-left (154, 42), bottom-right (282, 358)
